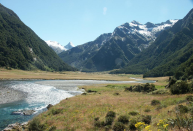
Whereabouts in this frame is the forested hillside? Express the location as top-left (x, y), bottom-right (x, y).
top-left (111, 9), bottom-right (193, 77)
top-left (0, 4), bottom-right (76, 71)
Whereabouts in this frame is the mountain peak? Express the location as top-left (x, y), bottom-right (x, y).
top-left (145, 22), bottom-right (156, 28)
top-left (65, 42), bottom-right (75, 50)
top-left (131, 20), bottom-right (141, 25)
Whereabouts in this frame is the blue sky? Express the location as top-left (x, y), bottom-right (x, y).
top-left (1, 0), bottom-right (193, 46)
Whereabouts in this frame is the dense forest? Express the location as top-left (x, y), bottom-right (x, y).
top-left (0, 4), bottom-right (76, 71)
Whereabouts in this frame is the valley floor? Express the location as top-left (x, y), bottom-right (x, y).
top-left (26, 73), bottom-right (189, 131)
top-left (0, 68), bottom-right (135, 81)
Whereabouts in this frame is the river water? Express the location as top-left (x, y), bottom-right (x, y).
top-left (0, 79), bottom-right (154, 130)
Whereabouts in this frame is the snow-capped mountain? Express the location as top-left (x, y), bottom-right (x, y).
top-left (59, 19), bottom-right (178, 72)
top-left (65, 42), bottom-right (75, 50)
top-left (114, 19), bottom-right (178, 42)
top-left (45, 40), bottom-right (67, 54)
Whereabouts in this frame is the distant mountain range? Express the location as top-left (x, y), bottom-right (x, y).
top-left (45, 41), bottom-right (75, 54)
top-left (0, 4), bottom-right (76, 71)
top-left (111, 8), bottom-right (193, 78)
top-left (59, 19), bottom-right (178, 71)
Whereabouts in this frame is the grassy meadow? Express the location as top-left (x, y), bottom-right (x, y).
top-left (1, 69), bottom-right (192, 131)
top-left (0, 68), bottom-right (135, 81)
top-left (27, 74), bottom-right (193, 131)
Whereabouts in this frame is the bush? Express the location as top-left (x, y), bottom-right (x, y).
top-left (48, 126), bottom-right (56, 131)
top-left (106, 111), bottom-right (116, 118)
top-left (186, 95), bottom-right (193, 101)
top-left (125, 83), bottom-right (156, 93)
top-left (28, 118), bottom-right (46, 131)
top-left (151, 99), bottom-right (161, 106)
top-left (87, 90), bottom-right (97, 93)
top-left (178, 105), bottom-right (189, 114)
top-left (142, 115), bottom-right (151, 124)
top-left (113, 122), bottom-right (125, 131)
top-left (151, 89), bottom-right (170, 95)
top-left (128, 119), bottom-right (137, 130)
top-left (113, 92), bottom-right (120, 95)
top-left (50, 108), bottom-right (63, 115)
top-left (94, 121), bottom-right (102, 127)
top-left (170, 81), bottom-right (189, 94)
top-left (105, 117), bottom-right (114, 125)
top-left (144, 109), bottom-right (151, 112)
top-left (117, 115), bottom-right (129, 124)
top-left (129, 111), bottom-right (139, 116)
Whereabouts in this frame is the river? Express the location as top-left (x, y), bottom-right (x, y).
top-left (0, 79), bottom-right (155, 130)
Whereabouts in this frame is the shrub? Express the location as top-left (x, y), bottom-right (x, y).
top-left (178, 105), bottom-right (189, 114)
top-left (28, 118), bottom-right (46, 131)
top-left (105, 117), bottom-right (114, 125)
top-left (128, 119), bottom-right (137, 130)
top-left (113, 122), bottom-right (125, 131)
top-left (142, 115), bottom-right (151, 124)
top-left (129, 111), bottom-right (139, 116)
top-left (151, 89), bottom-right (170, 95)
top-left (104, 125), bottom-right (111, 131)
top-left (113, 92), bottom-right (120, 95)
top-left (167, 77), bottom-right (177, 88)
top-left (48, 126), bottom-right (56, 131)
top-left (151, 99), bottom-right (161, 106)
top-left (106, 111), bottom-right (116, 118)
top-left (87, 90), bottom-right (97, 93)
top-left (124, 86), bottom-right (133, 92)
top-left (126, 83), bottom-right (156, 93)
top-left (117, 115), bottom-right (129, 124)
top-left (144, 109), bottom-right (151, 112)
top-left (50, 108), bottom-right (63, 115)
top-left (170, 81), bottom-right (189, 94)
top-left (94, 121), bottom-right (102, 127)
top-left (186, 95), bottom-right (193, 101)
top-left (94, 117), bottom-right (99, 121)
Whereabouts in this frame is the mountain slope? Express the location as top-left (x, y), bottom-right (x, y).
top-left (59, 20), bottom-right (177, 71)
top-left (0, 4), bottom-right (76, 71)
top-left (59, 33), bottom-right (112, 70)
top-left (111, 8), bottom-right (193, 77)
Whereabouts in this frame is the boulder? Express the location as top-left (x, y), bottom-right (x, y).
top-left (47, 104), bottom-right (53, 110)
top-left (23, 110), bottom-right (35, 116)
top-left (11, 111), bottom-right (23, 115)
top-left (3, 123), bottom-right (21, 131)
top-left (11, 110), bottom-right (35, 116)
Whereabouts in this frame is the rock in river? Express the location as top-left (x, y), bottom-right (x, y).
top-left (11, 110), bottom-right (35, 116)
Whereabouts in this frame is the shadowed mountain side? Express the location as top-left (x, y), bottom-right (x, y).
top-left (111, 9), bottom-right (193, 77)
top-left (0, 4), bottom-right (76, 71)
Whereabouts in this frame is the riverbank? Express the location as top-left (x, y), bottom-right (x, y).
top-left (29, 77), bottom-right (185, 131)
top-left (0, 86), bottom-right (26, 105)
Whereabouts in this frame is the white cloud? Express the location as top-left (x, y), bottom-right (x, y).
top-left (103, 7), bottom-right (107, 15)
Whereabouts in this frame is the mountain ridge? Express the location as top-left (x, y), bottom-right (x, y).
top-left (111, 8), bottom-right (193, 77)
top-left (59, 19), bottom-right (178, 71)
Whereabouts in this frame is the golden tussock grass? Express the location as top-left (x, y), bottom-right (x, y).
top-left (32, 78), bottom-right (190, 131)
top-left (0, 68), bottom-right (136, 81)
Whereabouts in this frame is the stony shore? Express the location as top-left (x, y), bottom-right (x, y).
top-left (0, 87), bottom-right (26, 105)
